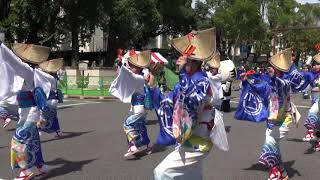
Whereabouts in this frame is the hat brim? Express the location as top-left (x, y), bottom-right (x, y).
top-left (39, 58), bottom-right (63, 73)
top-left (128, 50), bottom-right (151, 68)
top-left (171, 28), bottom-right (216, 61)
top-left (11, 43), bottom-right (50, 64)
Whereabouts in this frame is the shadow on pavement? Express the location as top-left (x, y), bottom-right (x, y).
top-left (41, 130), bottom-right (94, 144)
top-left (125, 144), bottom-right (167, 161)
top-left (244, 160), bottom-right (301, 178)
top-left (43, 158), bottom-right (97, 179)
top-left (146, 120), bottom-right (158, 126)
top-left (57, 106), bottom-right (74, 110)
top-left (286, 138), bottom-right (317, 154)
top-left (225, 126), bottom-right (231, 133)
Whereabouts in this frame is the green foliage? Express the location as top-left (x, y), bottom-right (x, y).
top-left (0, 0), bottom-right (62, 46)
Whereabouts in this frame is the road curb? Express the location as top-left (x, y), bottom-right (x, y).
top-left (64, 95), bottom-right (117, 100)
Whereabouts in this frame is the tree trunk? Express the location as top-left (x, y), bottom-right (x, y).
top-left (71, 26), bottom-right (79, 68)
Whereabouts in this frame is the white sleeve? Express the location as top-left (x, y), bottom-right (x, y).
top-left (109, 66), bottom-right (144, 103)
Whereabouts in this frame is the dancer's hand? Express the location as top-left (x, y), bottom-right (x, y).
top-left (240, 73), bottom-right (247, 81)
top-left (37, 119), bottom-right (46, 128)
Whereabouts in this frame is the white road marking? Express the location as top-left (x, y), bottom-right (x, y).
top-left (57, 102), bottom-right (102, 109)
top-left (230, 101), bottom-right (310, 109)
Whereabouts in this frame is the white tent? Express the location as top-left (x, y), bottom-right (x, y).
top-left (122, 51), bottom-right (168, 66)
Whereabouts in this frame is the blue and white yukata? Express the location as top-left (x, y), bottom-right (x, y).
top-left (150, 84), bottom-right (180, 146)
top-left (257, 66), bottom-right (311, 172)
top-left (303, 72), bottom-right (320, 134)
top-left (109, 66), bottom-right (152, 151)
top-left (39, 79), bottom-right (63, 134)
top-left (0, 43), bottom-right (51, 172)
top-left (11, 84), bottom-right (49, 170)
top-left (154, 69), bottom-right (216, 180)
top-left (123, 87), bottom-right (151, 148)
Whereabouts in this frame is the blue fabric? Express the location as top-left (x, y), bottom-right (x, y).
top-left (34, 87), bottom-right (49, 112)
top-left (283, 66), bottom-right (313, 92)
top-left (178, 69), bottom-right (210, 124)
top-left (17, 91), bottom-right (36, 108)
top-left (12, 121), bottom-right (44, 169)
top-left (40, 105), bottom-right (60, 133)
top-left (131, 93), bottom-right (145, 106)
top-left (123, 114), bottom-right (150, 147)
top-left (56, 89), bottom-right (64, 103)
top-left (151, 86), bottom-right (178, 146)
top-left (235, 76), bottom-right (270, 123)
top-left (48, 90), bottom-right (57, 100)
top-left (144, 85), bottom-right (153, 110)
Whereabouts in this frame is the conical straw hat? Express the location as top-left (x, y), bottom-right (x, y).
top-left (128, 50), bottom-right (151, 68)
top-left (206, 52), bottom-right (220, 68)
top-left (12, 43), bottom-right (50, 64)
top-left (313, 53), bottom-right (320, 64)
top-left (269, 48), bottom-right (292, 72)
top-left (171, 28), bottom-right (216, 61)
top-left (39, 58), bottom-right (63, 73)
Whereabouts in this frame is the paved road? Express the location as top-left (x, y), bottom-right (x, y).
top-left (0, 93), bottom-right (320, 180)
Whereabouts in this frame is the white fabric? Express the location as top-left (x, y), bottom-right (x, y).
top-left (219, 60), bottom-right (236, 82)
top-left (132, 104), bottom-right (146, 114)
top-left (122, 51), bottom-right (168, 64)
top-left (291, 102), bottom-right (301, 126)
top-left (109, 66), bottom-right (145, 103)
top-left (210, 109), bottom-right (229, 151)
top-left (0, 44), bottom-right (31, 102)
top-left (207, 72), bottom-right (223, 107)
top-left (34, 68), bottom-right (55, 98)
top-left (154, 148), bottom-right (208, 180)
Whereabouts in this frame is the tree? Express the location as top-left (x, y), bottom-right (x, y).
top-left (156, 0), bottom-right (197, 35)
top-left (57, 0), bottom-right (101, 67)
top-left (213, 0), bottom-right (268, 58)
top-left (99, 0), bottom-right (161, 66)
top-left (0, 0), bottom-right (61, 46)
top-left (0, 0), bottom-right (11, 21)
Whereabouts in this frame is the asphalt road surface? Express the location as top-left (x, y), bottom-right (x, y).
top-left (0, 92), bottom-right (320, 180)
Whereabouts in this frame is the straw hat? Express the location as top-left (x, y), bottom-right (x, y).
top-left (171, 28), bottom-right (216, 61)
top-left (39, 58), bottom-right (63, 73)
top-left (269, 48), bottom-right (293, 72)
top-left (313, 53), bottom-right (320, 64)
top-left (12, 43), bottom-right (50, 64)
top-left (128, 50), bottom-right (151, 68)
top-left (206, 52), bottom-right (220, 68)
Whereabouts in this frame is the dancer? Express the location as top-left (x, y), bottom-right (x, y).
top-left (38, 58), bottom-right (64, 138)
top-left (204, 52), bottom-right (223, 110)
top-left (154, 28), bottom-right (228, 180)
top-left (109, 50), bottom-right (153, 159)
top-left (147, 65), bottom-right (178, 147)
top-left (239, 48), bottom-right (311, 180)
top-left (0, 43), bottom-right (51, 179)
top-left (301, 53), bottom-right (320, 150)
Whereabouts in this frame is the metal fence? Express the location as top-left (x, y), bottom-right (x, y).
top-left (58, 67), bottom-right (179, 97)
top-left (58, 75), bottom-right (115, 97)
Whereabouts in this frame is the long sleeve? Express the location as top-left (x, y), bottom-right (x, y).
top-left (0, 43), bottom-right (34, 85)
top-left (284, 66), bottom-right (313, 92)
top-left (109, 66), bottom-right (145, 103)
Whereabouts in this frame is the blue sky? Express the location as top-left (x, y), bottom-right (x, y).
top-left (297, 0), bottom-right (319, 4)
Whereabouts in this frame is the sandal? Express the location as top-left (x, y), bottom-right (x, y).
top-left (14, 170), bottom-right (34, 180)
